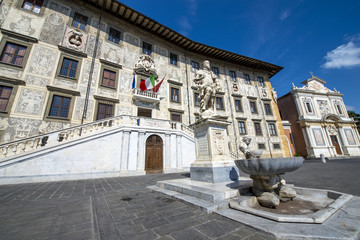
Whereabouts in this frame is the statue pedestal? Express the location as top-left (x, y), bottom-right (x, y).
top-left (189, 118), bottom-right (239, 183)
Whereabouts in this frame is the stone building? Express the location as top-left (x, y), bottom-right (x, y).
top-left (0, 0), bottom-right (290, 183)
top-left (278, 74), bottom-right (360, 158)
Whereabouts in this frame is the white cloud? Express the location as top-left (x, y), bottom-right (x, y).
top-left (322, 41), bottom-right (360, 69)
top-left (346, 105), bottom-right (355, 111)
top-left (280, 10), bottom-right (290, 21)
top-left (178, 16), bottom-right (192, 36)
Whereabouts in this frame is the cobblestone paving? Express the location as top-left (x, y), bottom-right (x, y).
top-left (1, 158), bottom-right (359, 240)
top-left (0, 173), bottom-right (274, 240)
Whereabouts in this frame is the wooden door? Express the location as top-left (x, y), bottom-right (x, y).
top-left (145, 135), bottom-right (163, 174)
top-left (330, 135), bottom-right (342, 155)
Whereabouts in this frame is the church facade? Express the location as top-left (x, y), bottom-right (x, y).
top-left (278, 75), bottom-right (360, 158)
top-left (0, 0), bottom-right (290, 162)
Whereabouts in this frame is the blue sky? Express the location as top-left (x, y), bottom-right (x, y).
top-left (120, 0), bottom-right (360, 112)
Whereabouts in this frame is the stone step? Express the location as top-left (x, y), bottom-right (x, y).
top-left (156, 178), bottom-right (246, 203)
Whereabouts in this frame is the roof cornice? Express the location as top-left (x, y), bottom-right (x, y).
top-left (83, 0), bottom-right (283, 78)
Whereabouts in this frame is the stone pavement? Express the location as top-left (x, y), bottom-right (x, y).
top-left (0, 158), bottom-right (359, 240)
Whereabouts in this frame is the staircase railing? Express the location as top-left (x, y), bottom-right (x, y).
top-left (0, 115), bottom-right (194, 160)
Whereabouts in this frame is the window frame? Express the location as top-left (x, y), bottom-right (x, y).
top-left (244, 73), bottom-right (251, 84)
top-left (216, 96), bottom-right (224, 110)
top-left (98, 61), bottom-right (120, 90)
top-left (72, 12), bottom-right (88, 31)
top-left (44, 87), bottom-right (79, 122)
top-left (194, 92), bottom-right (200, 107)
top-left (264, 102), bottom-right (272, 115)
top-left (56, 52), bottom-right (83, 81)
top-left (250, 101), bottom-right (258, 114)
top-left (108, 27), bottom-right (121, 45)
top-left (170, 87), bottom-right (181, 103)
top-left (258, 143), bottom-right (266, 150)
top-left (17, 0), bottom-right (48, 16)
top-left (170, 52), bottom-right (178, 66)
top-left (142, 41), bottom-right (152, 55)
top-left (234, 99), bottom-right (242, 112)
top-left (258, 76), bottom-right (265, 86)
top-left (0, 78), bottom-right (24, 117)
top-left (273, 143), bottom-right (281, 149)
top-left (170, 112), bottom-right (182, 122)
top-left (191, 61), bottom-right (199, 72)
top-left (229, 70), bottom-right (236, 81)
top-left (211, 66), bottom-right (219, 77)
top-left (238, 121), bottom-right (247, 135)
top-left (67, 10), bottom-right (90, 32)
top-left (0, 33), bottom-right (34, 70)
top-left (268, 122), bottom-right (277, 136)
top-left (254, 121), bottom-right (262, 136)
top-left (95, 102), bottom-right (114, 120)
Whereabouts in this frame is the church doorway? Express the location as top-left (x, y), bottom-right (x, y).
top-left (145, 135), bottom-right (163, 174)
top-left (330, 135), bottom-right (342, 155)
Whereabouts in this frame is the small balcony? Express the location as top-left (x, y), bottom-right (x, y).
top-left (132, 88), bottom-right (160, 105)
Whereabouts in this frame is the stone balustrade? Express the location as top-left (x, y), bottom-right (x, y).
top-left (133, 88), bottom-right (159, 99)
top-left (0, 115), bottom-right (194, 161)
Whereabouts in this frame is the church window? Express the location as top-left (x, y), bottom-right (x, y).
top-left (101, 69), bottom-right (116, 88)
top-left (96, 103), bottom-right (114, 120)
top-left (60, 58), bottom-right (78, 78)
top-left (49, 95), bottom-right (71, 118)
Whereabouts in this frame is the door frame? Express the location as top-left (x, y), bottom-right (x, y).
top-left (144, 134), bottom-right (164, 174)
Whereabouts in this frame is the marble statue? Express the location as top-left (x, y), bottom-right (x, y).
top-left (193, 60), bottom-right (221, 118)
top-left (239, 136), bottom-right (263, 159)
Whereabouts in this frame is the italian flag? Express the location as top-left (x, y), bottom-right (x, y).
top-left (140, 74), bottom-right (156, 91)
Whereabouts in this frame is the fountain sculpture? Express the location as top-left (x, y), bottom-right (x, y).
top-left (236, 137), bottom-right (303, 208)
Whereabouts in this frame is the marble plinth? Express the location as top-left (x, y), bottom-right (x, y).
top-left (189, 118), bottom-right (238, 183)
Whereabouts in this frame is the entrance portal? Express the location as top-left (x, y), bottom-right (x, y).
top-left (145, 135), bottom-right (163, 174)
top-left (330, 135), bottom-right (342, 155)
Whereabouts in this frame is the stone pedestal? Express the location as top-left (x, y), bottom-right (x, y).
top-left (190, 118), bottom-right (239, 183)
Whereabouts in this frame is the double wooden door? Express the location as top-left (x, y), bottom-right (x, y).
top-left (145, 135), bottom-right (163, 174)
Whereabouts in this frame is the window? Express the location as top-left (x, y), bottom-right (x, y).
top-left (268, 123), bottom-right (277, 136)
top-left (170, 53), bottom-right (178, 66)
top-left (108, 28), bottom-right (121, 44)
top-left (22, 0), bottom-right (43, 13)
top-left (305, 102), bottom-right (313, 113)
top-left (59, 58), bottom-right (78, 78)
top-left (258, 143), bottom-right (266, 149)
top-left (171, 87), bottom-right (180, 102)
top-left (335, 103), bottom-right (343, 115)
top-left (250, 101), bottom-right (257, 114)
top-left (216, 97), bottom-right (224, 110)
top-left (273, 143), bottom-right (281, 149)
top-left (254, 122), bottom-right (262, 136)
top-left (0, 43), bottom-right (27, 66)
top-left (49, 95), bottom-right (71, 118)
top-left (258, 76), bottom-right (264, 86)
top-left (264, 103), bottom-right (272, 115)
top-left (244, 74), bottom-right (251, 84)
top-left (138, 108), bottom-right (152, 118)
top-left (191, 61), bottom-right (199, 71)
top-left (101, 69), bottom-right (116, 88)
top-left (171, 113), bottom-right (181, 122)
top-left (0, 86), bottom-right (13, 112)
top-left (142, 42), bottom-right (152, 55)
top-left (212, 67), bottom-right (219, 77)
top-left (229, 71), bottom-right (236, 81)
top-left (194, 93), bottom-right (200, 106)
top-left (72, 12), bottom-right (88, 31)
top-left (238, 121), bottom-right (246, 135)
top-left (234, 99), bottom-right (242, 112)
top-left (96, 103), bottom-right (113, 120)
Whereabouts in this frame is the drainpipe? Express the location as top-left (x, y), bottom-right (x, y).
top-left (81, 2), bottom-right (104, 126)
top-left (184, 50), bottom-right (191, 125)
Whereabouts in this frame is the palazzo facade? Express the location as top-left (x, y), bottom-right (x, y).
top-left (278, 74), bottom-right (360, 158)
top-left (0, 0), bottom-right (290, 164)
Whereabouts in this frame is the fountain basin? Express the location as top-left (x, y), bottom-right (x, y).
top-left (235, 157), bottom-right (304, 176)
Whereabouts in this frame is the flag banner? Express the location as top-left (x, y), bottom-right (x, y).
top-left (153, 77), bottom-right (165, 93)
top-left (139, 74), bottom-right (155, 91)
top-left (132, 74), bottom-right (136, 89)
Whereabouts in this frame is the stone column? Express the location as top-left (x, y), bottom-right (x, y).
top-left (137, 131), bottom-right (146, 172)
top-left (120, 130), bottom-right (130, 172)
top-left (189, 118), bottom-right (239, 183)
top-left (165, 133), bottom-right (171, 169)
top-left (177, 135), bottom-right (183, 169)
